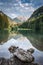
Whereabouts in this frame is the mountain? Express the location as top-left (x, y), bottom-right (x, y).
top-left (31, 6), bottom-right (43, 18)
top-left (0, 11), bottom-right (17, 31)
top-left (0, 11), bottom-right (9, 30)
top-left (13, 17), bottom-right (22, 23)
top-left (19, 6), bottom-right (43, 34)
top-left (13, 16), bottom-right (28, 23)
top-left (17, 16), bottom-right (28, 21)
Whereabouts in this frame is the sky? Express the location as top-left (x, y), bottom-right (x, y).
top-left (0, 0), bottom-right (43, 19)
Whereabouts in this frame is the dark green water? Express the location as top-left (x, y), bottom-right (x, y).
top-left (0, 30), bottom-right (43, 65)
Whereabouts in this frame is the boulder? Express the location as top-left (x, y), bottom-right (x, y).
top-left (0, 57), bottom-right (39, 65)
top-left (8, 46), bottom-right (34, 63)
top-left (14, 48), bottom-right (34, 62)
top-left (8, 46), bottom-right (18, 53)
top-left (27, 48), bottom-right (34, 54)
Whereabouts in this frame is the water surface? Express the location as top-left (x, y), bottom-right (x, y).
top-left (0, 31), bottom-right (43, 65)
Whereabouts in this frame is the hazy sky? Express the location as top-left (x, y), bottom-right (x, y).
top-left (0, 0), bottom-right (43, 19)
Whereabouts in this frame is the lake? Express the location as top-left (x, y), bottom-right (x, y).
top-left (0, 31), bottom-right (43, 65)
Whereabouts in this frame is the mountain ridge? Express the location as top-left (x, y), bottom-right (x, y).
top-left (13, 17), bottom-right (22, 23)
top-left (19, 6), bottom-right (43, 33)
top-left (0, 11), bottom-right (18, 31)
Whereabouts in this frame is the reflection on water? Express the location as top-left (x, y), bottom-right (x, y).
top-left (0, 30), bottom-right (43, 65)
top-left (0, 30), bottom-right (9, 43)
top-left (0, 37), bottom-right (34, 59)
top-left (18, 30), bottom-right (43, 65)
top-left (19, 30), bottom-right (43, 51)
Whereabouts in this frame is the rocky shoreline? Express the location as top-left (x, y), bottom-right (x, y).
top-left (0, 46), bottom-right (39, 65)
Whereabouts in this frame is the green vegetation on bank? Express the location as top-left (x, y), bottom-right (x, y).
top-left (0, 11), bottom-right (18, 33)
top-left (0, 11), bottom-right (10, 32)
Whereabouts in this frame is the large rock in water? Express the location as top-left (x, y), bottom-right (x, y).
top-left (8, 46), bottom-right (34, 63)
top-left (14, 48), bottom-right (34, 62)
top-left (0, 57), bottom-right (39, 65)
top-left (0, 46), bottom-right (38, 65)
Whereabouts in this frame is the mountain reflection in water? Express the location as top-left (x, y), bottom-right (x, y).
top-left (0, 31), bottom-right (43, 65)
top-left (0, 31), bottom-right (9, 43)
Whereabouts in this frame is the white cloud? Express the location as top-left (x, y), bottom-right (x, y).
top-left (0, 0), bottom-right (36, 18)
top-left (24, 6), bottom-right (35, 11)
top-left (8, 13), bottom-right (17, 19)
top-left (0, 2), bottom-right (4, 5)
top-left (25, 3), bottom-right (29, 6)
top-left (13, 3), bottom-right (20, 7)
top-left (18, 1), bottom-right (35, 12)
top-left (24, 7), bottom-right (29, 10)
top-left (16, 0), bottom-right (18, 1)
top-left (23, 3), bottom-right (29, 7)
top-left (19, 2), bottom-right (24, 8)
top-left (11, 14), bottom-right (17, 17)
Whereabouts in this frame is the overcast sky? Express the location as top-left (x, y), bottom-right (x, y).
top-left (0, 0), bottom-right (43, 19)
